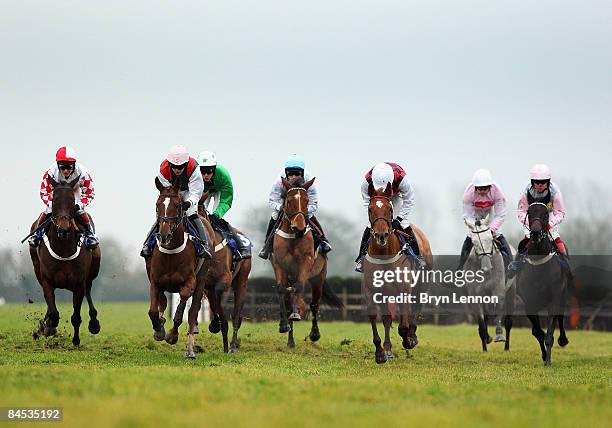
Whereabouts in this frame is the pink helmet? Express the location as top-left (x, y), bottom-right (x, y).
top-left (529, 164), bottom-right (551, 180)
top-left (166, 145), bottom-right (189, 165)
top-left (56, 146), bottom-right (77, 162)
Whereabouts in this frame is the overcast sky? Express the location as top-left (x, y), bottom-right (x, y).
top-left (1, 0), bottom-right (611, 259)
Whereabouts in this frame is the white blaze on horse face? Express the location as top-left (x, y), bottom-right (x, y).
top-left (376, 200), bottom-right (383, 209)
top-left (163, 197), bottom-right (170, 217)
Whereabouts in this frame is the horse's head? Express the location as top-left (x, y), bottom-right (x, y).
top-left (465, 214), bottom-right (494, 273)
top-left (527, 202), bottom-right (549, 245)
top-left (368, 183), bottom-right (394, 246)
top-left (155, 177), bottom-right (184, 246)
top-left (49, 176), bottom-right (79, 239)
top-left (281, 176), bottom-right (314, 236)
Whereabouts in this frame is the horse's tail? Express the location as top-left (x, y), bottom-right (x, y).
top-left (321, 281), bottom-right (344, 309)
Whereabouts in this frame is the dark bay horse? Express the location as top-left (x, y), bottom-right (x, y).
top-left (29, 176), bottom-right (101, 346)
top-left (364, 184), bottom-right (432, 364)
top-left (516, 202), bottom-right (569, 365)
top-left (197, 201), bottom-right (252, 353)
top-left (270, 177), bottom-right (343, 348)
top-left (146, 177), bottom-right (209, 358)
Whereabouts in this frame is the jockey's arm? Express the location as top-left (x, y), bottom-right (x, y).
top-left (77, 168), bottom-right (95, 211)
top-left (397, 178), bottom-right (414, 220)
top-left (489, 186), bottom-right (507, 234)
top-left (213, 165), bottom-right (234, 218)
top-left (360, 181), bottom-right (370, 207)
top-left (40, 170), bottom-right (54, 209)
top-left (307, 184), bottom-right (318, 218)
top-left (268, 178), bottom-right (284, 214)
top-left (462, 185), bottom-right (477, 227)
top-left (517, 192), bottom-right (529, 236)
top-left (549, 188), bottom-right (566, 228)
top-left (186, 169), bottom-right (204, 209)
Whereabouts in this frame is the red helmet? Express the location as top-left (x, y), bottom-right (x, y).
top-left (56, 146), bottom-right (77, 162)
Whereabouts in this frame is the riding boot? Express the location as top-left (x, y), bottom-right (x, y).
top-left (309, 216), bottom-right (332, 254)
top-left (28, 212), bottom-right (50, 248)
top-left (403, 225), bottom-right (426, 269)
top-left (457, 236), bottom-right (473, 270)
top-left (140, 221), bottom-right (159, 258)
top-left (76, 213), bottom-right (99, 249)
top-left (191, 214), bottom-right (212, 259)
top-left (553, 237), bottom-right (573, 280)
top-left (507, 238), bottom-right (529, 279)
top-left (230, 226), bottom-right (251, 259)
top-left (258, 217), bottom-right (277, 260)
top-left (354, 227), bottom-right (370, 273)
top-left (495, 234), bottom-right (512, 269)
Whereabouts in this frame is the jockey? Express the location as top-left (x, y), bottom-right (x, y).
top-left (355, 162), bottom-right (425, 272)
top-left (197, 151), bottom-right (250, 259)
top-left (457, 169), bottom-right (512, 270)
top-left (29, 146), bottom-right (99, 249)
top-left (258, 154), bottom-right (332, 260)
top-left (140, 145), bottom-right (211, 259)
top-left (508, 164), bottom-right (567, 277)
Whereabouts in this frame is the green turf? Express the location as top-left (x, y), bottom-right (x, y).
top-left (0, 302), bottom-right (610, 428)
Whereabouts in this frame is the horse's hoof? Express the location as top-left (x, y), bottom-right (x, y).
top-left (193, 325), bottom-right (199, 335)
top-left (229, 346), bottom-right (238, 354)
top-left (375, 352), bottom-right (388, 364)
top-left (44, 327), bottom-right (57, 337)
top-left (486, 335), bottom-right (493, 344)
top-left (544, 360), bottom-right (551, 366)
top-left (72, 337), bottom-right (80, 346)
top-left (406, 336), bottom-right (418, 350)
top-left (184, 351), bottom-right (196, 359)
top-left (209, 319), bottom-right (221, 334)
top-left (165, 332), bottom-right (179, 345)
top-left (494, 334), bottom-right (506, 342)
top-left (287, 341), bottom-right (295, 349)
top-left (153, 329), bottom-right (165, 341)
top-left (558, 336), bottom-right (569, 347)
top-left (288, 312), bottom-right (301, 321)
top-left (88, 320), bottom-right (101, 335)
top-left (309, 330), bottom-right (321, 342)
top-left (279, 322), bottom-right (291, 334)
top-left (386, 350), bottom-right (394, 359)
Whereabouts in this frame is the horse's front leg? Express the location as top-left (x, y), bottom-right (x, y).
top-left (214, 280), bottom-right (230, 353)
top-left (477, 312), bottom-right (491, 352)
top-left (85, 280), bottom-right (101, 335)
top-left (185, 284), bottom-right (204, 359)
top-left (382, 313), bottom-right (393, 358)
top-left (289, 260), bottom-right (311, 321)
top-left (229, 266), bottom-right (249, 353)
top-left (71, 286), bottom-right (85, 346)
top-left (41, 280), bottom-right (59, 337)
top-left (166, 276), bottom-right (196, 345)
top-left (527, 314), bottom-right (547, 362)
top-left (370, 315), bottom-right (387, 364)
top-left (148, 282), bottom-right (165, 341)
top-left (272, 264), bottom-right (290, 334)
top-left (557, 315), bottom-right (569, 347)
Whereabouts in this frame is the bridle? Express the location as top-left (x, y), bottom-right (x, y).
top-left (157, 193), bottom-right (185, 237)
top-left (471, 225), bottom-right (494, 258)
top-left (50, 193), bottom-right (75, 240)
top-left (369, 195), bottom-right (393, 230)
top-left (283, 187), bottom-right (308, 224)
top-left (525, 202), bottom-right (549, 244)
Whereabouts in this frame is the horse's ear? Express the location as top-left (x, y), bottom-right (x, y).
top-left (155, 177), bottom-right (165, 192)
top-left (465, 218), bottom-right (475, 231)
top-left (383, 182), bottom-right (392, 197)
top-left (304, 177), bottom-right (315, 190)
top-left (68, 176), bottom-right (80, 188)
top-left (48, 176), bottom-right (58, 189)
top-left (483, 213), bottom-right (491, 225)
top-left (281, 177), bottom-right (291, 190)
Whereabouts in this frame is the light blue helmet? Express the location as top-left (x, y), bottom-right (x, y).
top-left (284, 153), bottom-right (305, 170)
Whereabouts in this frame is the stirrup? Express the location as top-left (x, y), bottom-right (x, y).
top-left (355, 258), bottom-right (364, 273)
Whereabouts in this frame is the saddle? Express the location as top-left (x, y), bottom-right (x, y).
top-left (206, 215), bottom-right (253, 260)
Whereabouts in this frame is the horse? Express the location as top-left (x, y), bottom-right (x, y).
top-left (145, 177), bottom-right (209, 359)
top-left (464, 214), bottom-right (515, 352)
top-left (29, 176), bottom-right (101, 346)
top-left (270, 176), bottom-right (343, 348)
top-left (197, 200), bottom-right (252, 353)
top-left (363, 184), bottom-right (432, 364)
top-left (516, 202), bottom-right (570, 365)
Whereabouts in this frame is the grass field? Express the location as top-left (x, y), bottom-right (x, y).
top-left (0, 302), bottom-right (610, 428)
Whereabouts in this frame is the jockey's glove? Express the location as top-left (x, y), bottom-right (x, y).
top-left (181, 201), bottom-right (192, 211)
top-left (392, 217), bottom-right (402, 230)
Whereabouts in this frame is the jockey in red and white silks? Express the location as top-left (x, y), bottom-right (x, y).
top-left (29, 146), bottom-right (99, 249)
top-left (355, 162), bottom-right (423, 272)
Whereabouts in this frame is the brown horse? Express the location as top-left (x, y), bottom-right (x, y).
top-left (29, 176), bottom-right (101, 346)
top-left (197, 201), bottom-right (252, 353)
top-left (364, 184), bottom-right (432, 363)
top-left (270, 177), bottom-right (343, 348)
top-left (146, 177), bottom-right (209, 358)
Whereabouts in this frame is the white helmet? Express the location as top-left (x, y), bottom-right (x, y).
top-left (472, 169), bottom-right (494, 187)
top-left (371, 163), bottom-right (394, 191)
top-left (198, 151), bottom-right (217, 167)
top-left (166, 145), bottom-right (189, 165)
top-left (530, 164), bottom-right (551, 180)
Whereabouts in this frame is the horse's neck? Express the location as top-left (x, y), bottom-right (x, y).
top-left (46, 224), bottom-right (78, 257)
top-left (279, 218), bottom-right (293, 234)
top-left (528, 239), bottom-right (552, 256)
top-left (164, 224), bottom-right (186, 250)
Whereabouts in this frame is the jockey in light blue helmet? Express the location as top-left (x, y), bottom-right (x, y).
top-left (258, 153), bottom-right (332, 259)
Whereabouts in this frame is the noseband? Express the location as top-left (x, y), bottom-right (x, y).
top-left (283, 187), bottom-right (308, 224)
top-left (526, 202), bottom-right (549, 243)
top-left (471, 226), bottom-right (494, 257)
top-left (157, 195), bottom-right (185, 237)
